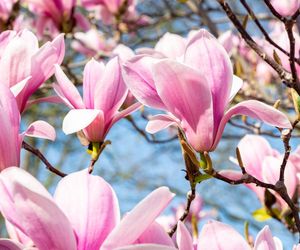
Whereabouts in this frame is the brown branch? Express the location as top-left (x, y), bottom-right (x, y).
top-left (240, 0), bottom-right (300, 65)
top-left (217, 0), bottom-right (300, 94)
top-left (22, 141), bottom-right (67, 177)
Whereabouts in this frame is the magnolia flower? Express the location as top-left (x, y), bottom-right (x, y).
top-left (81, 0), bottom-right (145, 25)
top-left (118, 220), bottom-right (283, 250)
top-left (0, 84), bottom-right (55, 171)
top-left (54, 57), bottom-right (141, 143)
top-left (0, 167), bottom-right (175, 249)
top-left (25, 0), bottom-right (76, 33)
top-left (225, 135), bottom-right (297, 210)
top-left (187, 220), bottom-right (283, 250)
top-left (0, 29), bottom-right (65, 112)
top-left (270, 0), bottom-right (300, 17)
top-left (123, 29), bottom-right (291, 152)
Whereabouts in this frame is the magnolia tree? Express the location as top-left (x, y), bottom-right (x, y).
top-left (1, 0), bottom-right (300, 249)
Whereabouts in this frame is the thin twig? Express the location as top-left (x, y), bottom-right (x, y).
top-left (22, 141), bottom-right (67, 177)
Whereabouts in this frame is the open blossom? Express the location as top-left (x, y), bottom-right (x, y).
top-left (225, 135), bottom-right (297, 210)
top-left (54, 57), bottom-right (141, 143)
top-left (0, 84), bottom-right (55, 171)
top-left (181, 220), bottom-right (283, 250)
top-left (271, 0), bottom-right (300, 17)
top-left (24, 0), bottom-right (76, 33)
top-left (0, 167), bottom-right (175, 250)
top-left (114, 220), bottom-right (283, 250)
top-left (123, 29), bottom-right (291, 152)
top-left (81, 0), bottom-right (147, 25)
top-left (0, 29), bottom-right (65, 113)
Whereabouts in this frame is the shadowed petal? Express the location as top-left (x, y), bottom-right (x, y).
top-left (0, 84), bottom-right (21, 170)
top-left (0, 239), bottom-right (24, 250)
top-left (123, 55), bottom-right (165, 110)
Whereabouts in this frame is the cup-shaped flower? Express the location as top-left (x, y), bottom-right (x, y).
top-left (54, 57), bottom-right (141, 143)
top-left (271, 0), bottom-right (300, 17)
top-left (235, 135), bottom-right (297, 210)
top-left (123, 29), bottom-right (291, 152)
top-left (0, 29), bottom-right (65, 112)
top-left (0, 84), bottom-right (55, 171)
top-left (0, 167), bottom-right (175, 250)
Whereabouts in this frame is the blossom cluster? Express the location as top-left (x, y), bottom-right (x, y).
top-left (0, 0), bottom-right (300, 249)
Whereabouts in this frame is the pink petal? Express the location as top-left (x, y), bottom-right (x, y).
top-left (19, 34), bottom-right (65, 112)
top-left (253, 226), bottom-right (277, 250)
top-left (176, 221), bottom-right (193, 250)
top-left (54, 170), bottom-right (120, 250)
top-left (0, 30), bottom-right (37, 88)
top-left (0, 84), bottom-right (21, 170)
top-left (0, 239), bottom-right (24, 250)
top-left (211, 100), bottom-right (292, 150)
top-left (262, 156), bottom-right (297, 208)
top-left (24, 95), bottom-right (64, 111)
top-left (136, 221), bottom-right (174, 246)
top-left (101, 187), bottom-right (175, 250)
top-left (107, 102), bottom-right (142, 136)
top-left (293, 244), bottom-right (300, 250)
top-left (5, 220), bottom-right (33, 246)
top-left (23, 120), bottom-right (56, 141)
top-left (83, 58), bottom-right (105, 109)
top-left (237, 135), bottom-right (274, 180)
top-left (113, 44), bottom-right (135, 62)
top-left (218, 170), bottom-right (243, 181)
top-left (184, 29), bottom-right (233, 126)
top-left (197, 220), bottom-right (251, 250)
top-left (123, 55), bottom-right (165, 110)
top-left (83, 111), bottom-right (106, 142)
top-left (94, 56), bottom-right (128, 115)
top-left (270, 0), bottom-right (300, 17)
top-left (0, 167), bottom-right (77, 250)
top-left (115, 245), bottom-right (178, 250)
top-left (154, 32), bottom-right (187, 59)
top-left (152, 59), bottom-right (214, 152)
top-left (54, 64), bottom-right (84, 109)
top-left (62, 109), bottom-right (101, 135)
top-left (146, 114), bottom-right (179, 134)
